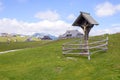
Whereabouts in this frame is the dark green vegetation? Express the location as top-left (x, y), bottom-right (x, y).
top-left (0, 33), bottom-right (120, 80)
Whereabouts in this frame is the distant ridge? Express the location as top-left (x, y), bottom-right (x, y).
top-left (32, 33), bottom-right (58, 40)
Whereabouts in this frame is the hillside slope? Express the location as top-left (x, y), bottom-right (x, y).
top-left (0, 41), bottom-right (50, 52)
top-left (0, 33), bottom-right (119, 80)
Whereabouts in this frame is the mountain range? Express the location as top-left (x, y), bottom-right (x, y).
top-left (32, 33), bottom-right (58, 40)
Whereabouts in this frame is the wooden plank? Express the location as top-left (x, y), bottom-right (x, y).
top-left (91, 49), bottom-right (106, 54)
top-left (63, 39), bottom-right (81, 45)
top-left (63, 50), bottom-right (73, 54)
top-left (63, 52), bottom-right (89, 55)
top-left (63, 44), bottom-right (85, 46)
top-left (63, 47), bottom-right (87, 50)
top-left (89, 39), bottom-right (108, 45)
top-left (89, 43), bottom-right (107, 49)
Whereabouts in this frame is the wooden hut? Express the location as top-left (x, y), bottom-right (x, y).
top-left (41, 36), bottom-right (52, 40)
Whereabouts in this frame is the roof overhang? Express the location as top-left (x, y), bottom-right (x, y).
top-left (72, 12), bottom-right (99, 27)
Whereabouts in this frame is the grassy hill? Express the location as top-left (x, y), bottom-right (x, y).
top-left (0, 40), bottom-right (51, 52)
top-left (0, 36), bottom-right (40, 42)
top-left (0, 33), bottom-right (119, 80)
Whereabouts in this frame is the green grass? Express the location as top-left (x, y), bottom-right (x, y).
top-left (0, 36), bottom-right (40, 42)
top-left (0, 40), bottom-right (50, 52)
top-left (0, 33), bottom-right (119, 80)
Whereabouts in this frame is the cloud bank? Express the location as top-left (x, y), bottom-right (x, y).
top-left (0, 10), bottom-right (119, 37)
top-left (0, 18), bottom-right (71, 36)
top-left (67, 14), bottom-right (76, 21)
top-left (95, 1), bottom-right (120, 17)
top-left (35, 10), bottom-right (60, 21)
top-left (90, 25), bottom-right (120, 36)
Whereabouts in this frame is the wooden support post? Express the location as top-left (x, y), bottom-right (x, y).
top-left (83, 25), bottom-right (89, 53)
top-left (83, 24), bottom-right (91, 60)
top-left (88, 54), bottom-right (91, 60)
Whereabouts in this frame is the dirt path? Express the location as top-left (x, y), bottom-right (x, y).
top-left (0, 49), bottom-right (23, 54)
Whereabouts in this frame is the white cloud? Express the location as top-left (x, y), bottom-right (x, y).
top-left (110, 24), bottom-right (120, 33)
top-left (0, 11), bottom-right (77, 36)
top-left (0, 18), bottom-right (119, 37)
top-left (95, 1), bottom-right (120, 17)
top-left (0, 18), bottom-right (71, 36)
top-left (35, 10), bottom-right (60, 21)
top-left (112, 23), bottom-right (120, 27)
top-left (90, 29), bottom-right (111, 36)
top-left (67, 14), bottom-right (76, 21)
top-left (90, 25), bottom-right (120, 36)
top-left (1, 7), bottom-right (119, 37)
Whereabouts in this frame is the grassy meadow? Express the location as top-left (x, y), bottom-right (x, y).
top-left (0, 36), bottom-right (50, 52)
top-left (0, 33), bottom-right (119, 80)
top-left (0, 41), bottom-right (51, 52)
top-left (0, 36), bottom-right (40, 42)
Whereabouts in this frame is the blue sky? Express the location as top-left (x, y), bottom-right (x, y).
top-left (0, 0), bottom-right (120, 36)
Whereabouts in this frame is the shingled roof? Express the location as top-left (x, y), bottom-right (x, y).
top-left (72, 12), bottom-right (99, 27)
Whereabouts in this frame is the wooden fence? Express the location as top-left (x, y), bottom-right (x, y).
top-left (62, 35), bottom-right (108, 60)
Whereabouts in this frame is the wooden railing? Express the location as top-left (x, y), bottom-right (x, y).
top-left (62, 35), bottom-right (108, 60)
